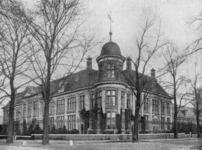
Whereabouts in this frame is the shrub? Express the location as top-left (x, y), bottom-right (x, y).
top-left (104, 130), bottom-right (114, 134)
top-left (28, 124), bottom-right (34, 135)
top-left (139, 130), bottom-right (150, 134)
top-left (50, 125), bottom-right (57, 134)
top-left (116, 130), bottom-right (122, 134)
top-left (70, 129), bottom-right (79, 134)
top-left (34, 124), bottom-right (43, 134)
top-left (88, 129), bottom-right (96, 134)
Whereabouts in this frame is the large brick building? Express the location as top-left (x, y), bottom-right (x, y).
top-left (3, 35), bottom-right (173, 134)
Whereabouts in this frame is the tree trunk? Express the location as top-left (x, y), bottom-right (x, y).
top-left (132, 110), bottom-right (139, 142)
top-left (42, 100), bottom-right (50, 145)
top-left (7, 83), bottom-right (15, 143)
top-left (196, 112), bottom-right (200, 138)
top-left (132, 93), bottom-right (140, 142)
top-left (173, 101), bottom-right (178, 138)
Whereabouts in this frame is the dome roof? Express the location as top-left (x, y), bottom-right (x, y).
top-left (100, 41), bottom-right (122, 56)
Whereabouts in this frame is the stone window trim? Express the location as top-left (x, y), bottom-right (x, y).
top-left (67, 97), bottom-right (76, 112)
top-left (106, 112), bottom-right (116, 129)
top-left (23, 103), bottom-right (26, 118)
top-left (79, 95), bottom-right (85, 110)
top-left (90, 90), bottom-right (103, 108)
top-left (107, 64), bottom-right (115, 78)
top-left (143, 97), bottom-right (149, 113)
top-left (56, 99), bottom-right (65, 114)
top-left (56, 115), bottom-right (64, 129)
top-left (33, 101), bottom-right (37, 117)
top-left (105, 89), bottom-right (118, 107)
top-left (161, 101), bottom-right (165, 114)
top-left (49, 101), bottom-right (55, 115)
top-left (96, 91), bottom-right (102, 108)
top-left (167, 103), bottom-right (171, 115)
top-left (121, 91), bottom-right (125, 108)
top-left (152, 99), bottom-right (159, 114)
top-left (67, 115), bottom-right (76, 130)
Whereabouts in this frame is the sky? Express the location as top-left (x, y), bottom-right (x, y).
top-left (1, 0), bottom-right (202, 114)
top-left (21, 0), bottom-right (202, 73)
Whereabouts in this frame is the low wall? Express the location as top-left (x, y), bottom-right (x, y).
top-left (31, 133), bottom-right (188, 141)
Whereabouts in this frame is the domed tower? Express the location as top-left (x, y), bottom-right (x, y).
top-left (96, 33), bottom-right (125, 82)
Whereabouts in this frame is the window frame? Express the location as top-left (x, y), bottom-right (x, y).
top-left (144, 98), bottom-right (149, 112)
top-left (106, 90), bottom-right (116, 107)
top-left (106, 112), bottom-right (116, 129)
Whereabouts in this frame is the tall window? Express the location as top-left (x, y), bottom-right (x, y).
top-left (28, 103), bottom-right (32, 117)
top-left (161, 117), bottom-right (165, 130)
top-left (144, 115), bottom-right (149, 129)
top-left (91, 94), bottom-right (95, 108)
top-left (33, 101), bottom-right (37, 117)
top-left (80, 95), bottom-right (84, 110)
top-left (161, 102), bottom-right (165, 114)
top-left (67, 97), bottom-right (76, 112)
top-left (126, 94), bottom-right (130, 109)
top-left (107, 90), bottom-right (116, 106)
top-left (57, 99), bottom-right (65, 113)
top-left (41, 102), bottom-right (45, 116)
top-left (49, 117), bottom-right (54, 129)
top-left (144, 98), bottom-right (149, 112)
top-left (16, 107), bottom-right (20, 119)
top-left (167, 118), bottom-right (171, 130)
top-left (56, 116), bottom-right (64, 128)
top-left (96, 91), bottom-right (102, 107)
top-left (4, 110), bottom-right (9, 121)
top-left (121, 91), bottom-right (125, 108)
top-left (106, 112), bottom-right (116, 129)
top-left (23, 103), bottom-right (26, 118)
top-left (152, 100), bottom-right (158, 113)
top-left (49, 101), bottom-right (55, 114)
top-left (67, 115), bottom-right (76, 130)
top-left (107, 65), bottom-right (115, 78)
top-left (167, 103), bottom-right (171, 115)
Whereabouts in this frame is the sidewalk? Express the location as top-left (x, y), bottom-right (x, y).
top-left (0, 138), bottom-right (201, 150)
top-left (0, 137), bottom-right (200, 144)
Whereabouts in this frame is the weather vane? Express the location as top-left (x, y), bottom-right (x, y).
top-left (108, 11), bottom-right (113, 41)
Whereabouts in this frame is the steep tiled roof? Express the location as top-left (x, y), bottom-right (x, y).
top-left (123, 70), bottom-right (171, 99)
top-left (3, 67), bottom-right (171, 108)
top-left (64, 69), bottom-right (98, 92)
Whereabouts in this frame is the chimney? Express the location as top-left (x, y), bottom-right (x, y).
top-left (126, 57), bottom-right (132, 71)
top-left (87, 57), bottom-right (92, 70)
top-left (151, 68), bottom-right (156, 78)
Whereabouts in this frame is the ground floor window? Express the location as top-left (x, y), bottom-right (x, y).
top-left (144, 115), bottom-right (149, 129)
top-left (67, 115), bottom-right (76, 130)
top-left (56, 116), bottom-right (64, 129)
top-left (106, 112), bottom-right (116, 129)
top-left (167, 118), bottom-right (171, 130)
top-left (161, 117), bottom-right (165, 130)
top-left (49, 117), bottom-right (54, 129)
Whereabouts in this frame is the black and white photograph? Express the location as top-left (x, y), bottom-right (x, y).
top-left (0, 0), bottom-right (202, 150)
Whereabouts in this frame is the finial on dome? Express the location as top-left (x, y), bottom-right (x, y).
top-left (108, 11), bottom-right (113, 42)
top-left (109, 32), bottom-right (112, 41)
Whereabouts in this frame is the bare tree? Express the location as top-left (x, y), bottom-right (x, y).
top-left (123, 17), bottom-right (168, 142)
top-left (0, 0), bottom-right (33, 143)
top-left (20, 0), bottom-right (97, 145)
top-left (161, 45), bottom-right (191, 138)
top-left (188, 72), bottom-right (202, 138)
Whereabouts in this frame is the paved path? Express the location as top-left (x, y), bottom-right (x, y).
top-left (0, 138), bottom-right (201, 150)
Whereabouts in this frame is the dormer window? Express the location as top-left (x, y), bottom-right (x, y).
top-left (107, 64), bottom-right (115, 78)
top-left (58, 81), bottom-right (64, 93)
